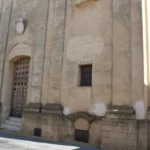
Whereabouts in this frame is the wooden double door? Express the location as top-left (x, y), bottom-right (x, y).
top-left (10, 58), bottom-right (30, 118)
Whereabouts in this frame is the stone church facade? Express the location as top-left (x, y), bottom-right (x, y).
top-left (0, 0), bottom-right (149, 149)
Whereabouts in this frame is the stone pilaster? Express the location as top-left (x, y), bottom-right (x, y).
top-left (0, 0), bottom-right (13, 122)
top-left (112, 0), bottom-right (131, 105)
top-left (48, 0), bottom-right (67, 103)
top-left (30, 0), bottom-right (49, 111)
top-left (0, 101), bottom-right (2, 124)
top-left (131, 0), bottom-right (144, 105)
top-left (41, 0), bottom-right (55, 105)
top-left (0, 0), bottom-right (12, 90)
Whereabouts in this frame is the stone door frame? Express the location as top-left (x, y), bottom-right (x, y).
top-left (10, 57), bottom-right (30, 118)
top-left (1, 43), bottom-right (32, 122)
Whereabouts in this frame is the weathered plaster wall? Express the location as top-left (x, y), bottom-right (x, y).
top-left (59, 0), bottom-right (143, 113)
top-left (0, 0), bottom-right (144, 118)
top-left (0, 0), bottom-right (49, 121)
top-left (61, 0), bottom-right (112, 114)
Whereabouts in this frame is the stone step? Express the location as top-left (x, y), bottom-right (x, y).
top-left (1, 123), bottom-right (21, 132)
top-left (5, 120), bottom-right (21, 127)
top-left (9, 117), bottom-right (22, 123)
top-left (0, 117), bottom-right (22, 132)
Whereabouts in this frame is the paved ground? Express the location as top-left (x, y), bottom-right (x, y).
top-left (0, 131), bottom-right (100, 150)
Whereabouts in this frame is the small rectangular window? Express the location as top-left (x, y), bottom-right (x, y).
top-left (80, 65), bottom-right (92, 86)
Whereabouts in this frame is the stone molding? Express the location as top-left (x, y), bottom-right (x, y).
top-left (24, 103), bottom-right (42, 113)
top-left (42, 103), bottom-right (63, 114)
top-left (107, 105), bottom-right (134, 114)
top-left (24, 103), bottom-right (137, 120)
top-left (74, 0), bottom-right (98, 6)
top-left (66, 112), bottom-right (96, 123)
top-left (106, 106), bottom-right (135, 119)
top-left (63, 106), bottom-right (135, 121)
top-left (9, 43), bottom-right (31, 62)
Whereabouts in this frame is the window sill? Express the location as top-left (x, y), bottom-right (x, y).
top-left (77, 85), bottom-right (92, 88)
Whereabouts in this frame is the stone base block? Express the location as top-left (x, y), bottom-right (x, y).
top-left (101, 118), bottom-right (137, 150)
top-left (22, 105), bottom-right (150, 149)
top-left (22, 103), bottom-right (63, 142)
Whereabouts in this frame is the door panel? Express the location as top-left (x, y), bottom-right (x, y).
top-left (11, 58), bottom-right (30, 118)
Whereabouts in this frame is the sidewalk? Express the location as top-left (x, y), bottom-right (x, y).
top-left (0, 130), bottom-right (101, 150)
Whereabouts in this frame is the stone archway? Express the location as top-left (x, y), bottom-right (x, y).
top-left (9, 43), bottom-right (31, 62)
top-left (1, 43), bottom-right (31, 121)
top-left (75, 118), bottom-right (90, 143)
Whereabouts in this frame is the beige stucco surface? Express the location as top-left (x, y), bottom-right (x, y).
top-left (0, 0), bottom-right (149, 149)
top-left (0, 0), bottom-right (145, 120)
top-left (60, 0), bottom-right (113, 114)
top-left (59, 0), bottom-right (144, 113)
top-left (0, 0), bottom-right (48, 121)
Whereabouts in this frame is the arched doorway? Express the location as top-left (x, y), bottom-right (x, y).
top-left (10, 57), bottom-right (30, 118)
